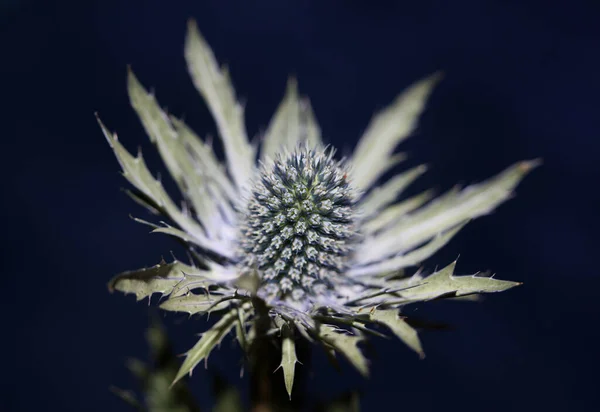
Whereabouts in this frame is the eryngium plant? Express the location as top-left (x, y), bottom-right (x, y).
top-left (100, 20), bottom-right (537, 398)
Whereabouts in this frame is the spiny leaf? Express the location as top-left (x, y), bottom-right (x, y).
top-left (169, 267), bottom-right (238, 298)
top-left (318, 325), bottom-right (368, 377)
top-left (277, 323), bottom-right (298, 399)
top-left (108, 260), bottom-right (193, 301)
top-left (173, 308), bottom-right (240, 385)
top-left (159, 293), bottom-right (231, 315)
top-left (370, 309), bottom-right (424, 358)
top-left (401, 260), bottom-right (521, 302)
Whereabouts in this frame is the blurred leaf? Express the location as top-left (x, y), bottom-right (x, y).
top-left (173, 308), bottom-right (240, 384)
top-left (212, 375), bottom-right (243, 412)
top-left (109, 386), bottom-right (144, 411)
top-left (318, 325), bottom-right (368, 377)
top-left (370, 309), bottom-right (424, 358)
top-left (322, 392), bottom-right (360, 412)
top-left (113, 317), bottom-right (201, 412)
top-left (234, 308), bottom-right (249, 353)
top-left (234, 269), bottom-right (260, 296)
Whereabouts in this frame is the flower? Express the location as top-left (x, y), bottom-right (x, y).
top-left (99, 20), bottom-right (537, 396)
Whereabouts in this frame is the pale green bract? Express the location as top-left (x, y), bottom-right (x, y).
top-left (100, 19), bottom-right (537, 399)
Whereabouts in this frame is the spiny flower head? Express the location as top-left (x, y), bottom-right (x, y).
top-left (100, 20), bottom-right (538, 397)
top-left (239, 146), bottom-right (357, 304)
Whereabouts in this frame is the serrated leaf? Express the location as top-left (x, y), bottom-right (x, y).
top-left (108, 260), bottom-right (193, 301)
top-left (361, 159), bottom-right (540, 263)
top-left (318, 325), bottom-right (368, 377)
top-left (401, 260), bottom-right (521, 302)
top-left (173, 308), bottom-right (239, 385)
top-left (160, 293), bottom-right (232, 315)
top-left (185, 19), bottom-right (255, 190)
top-left (169, 267), bottom-right (238, 298)
top-left (212, 375), bottom-right (243, 412)
top-left (371, 309), bottom-right (424, 358)
top-left (351, 73), bottom-right (442, 189)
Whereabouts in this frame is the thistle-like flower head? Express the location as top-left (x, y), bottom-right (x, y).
top-left (101, 20), bottom-right (537, 396)
top-left (239, 146), bottom-right (358, 307)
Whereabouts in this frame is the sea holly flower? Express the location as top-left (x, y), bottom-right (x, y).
top-left (99, 20), bottom-right (537, 398)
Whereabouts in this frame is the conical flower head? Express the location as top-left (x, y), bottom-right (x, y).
top-left (239, 146), bottom-right (357, 302)
top-left (101, 19), bottom-right (538, 397)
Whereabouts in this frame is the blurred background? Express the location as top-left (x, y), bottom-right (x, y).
top-left (2, 0), bottom-right (599, 410)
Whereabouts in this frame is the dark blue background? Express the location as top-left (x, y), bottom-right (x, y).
top-left (3, 0), bottom-right (599, 410)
